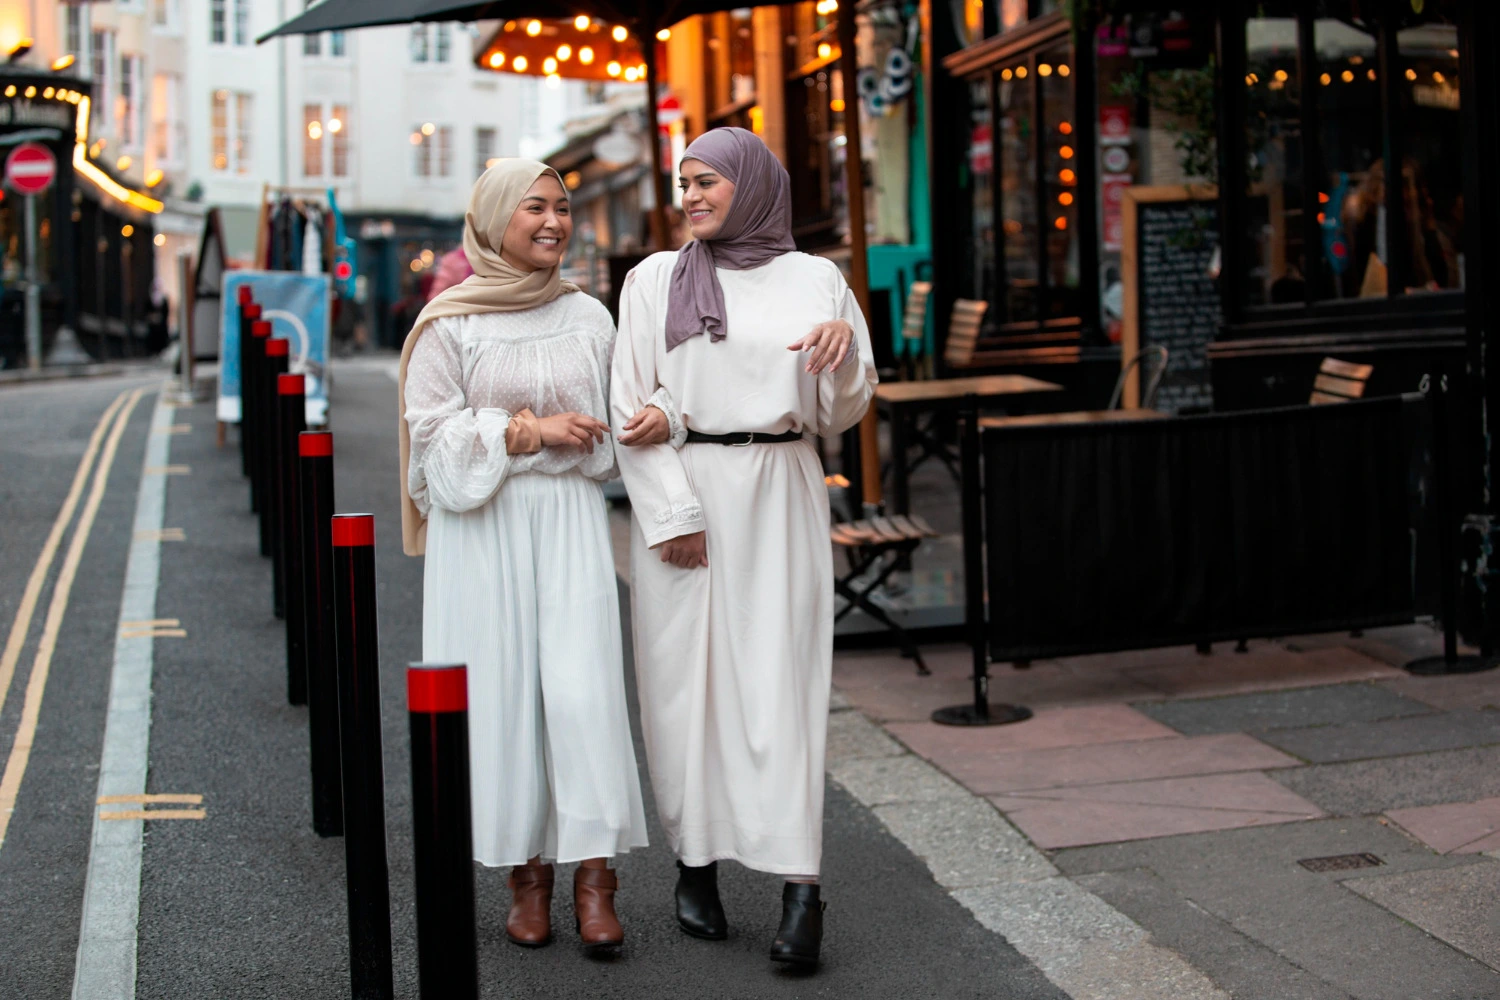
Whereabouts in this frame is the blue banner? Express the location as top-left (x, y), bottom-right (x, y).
top-left (216, 270), bottom-right (331, 426)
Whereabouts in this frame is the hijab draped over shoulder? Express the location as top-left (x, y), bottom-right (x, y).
top-left (665, 127), bottom-right (795, 351)
top-left (397, 158), bottom-right (579, 556)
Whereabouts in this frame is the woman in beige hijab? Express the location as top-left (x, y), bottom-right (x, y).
top-left (399, 159), bottom-right (648, 954)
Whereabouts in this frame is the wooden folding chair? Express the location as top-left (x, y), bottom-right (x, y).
top-left (1310, 357), bottom-right (1373, 404)
top-left (830, 513), bottom-right (940, 674)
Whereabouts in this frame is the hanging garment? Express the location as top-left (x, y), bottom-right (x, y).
top-left (611, 250), bottom-right (877, 876)
top-left (303, 208), bottom-right (323, 275)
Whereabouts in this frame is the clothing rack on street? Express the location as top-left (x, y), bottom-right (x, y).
top-left (253, 183), bottom-right (341, 274)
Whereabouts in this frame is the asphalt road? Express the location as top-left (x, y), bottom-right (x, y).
top-left (0, 365), bottom-right (1062, 999)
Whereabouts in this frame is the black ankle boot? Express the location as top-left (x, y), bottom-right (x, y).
top-left (675, 861), bottom-right (728, 940)
top-left (770, 882), bottom-right (824, 967)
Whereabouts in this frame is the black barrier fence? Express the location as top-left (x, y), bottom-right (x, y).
top-left (278, 374), bottom-right (308, 705)
top-left (263, 338), bottom-right (289, 620)
top-left (299, 430), bottom-right (343, 837)
top-left (979, 396), bottom-right (1423, 664)
top-left (331, 514), bottom-right (395, 1000)
top-left (407, 663), bottom-right (478, 1000)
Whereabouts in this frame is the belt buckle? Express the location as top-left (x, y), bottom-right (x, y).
top-left (731, 432), bottom-right (755, 447)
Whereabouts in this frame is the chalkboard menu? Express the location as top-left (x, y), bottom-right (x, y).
top-left (1122, 187), bottom-right (1222, 414)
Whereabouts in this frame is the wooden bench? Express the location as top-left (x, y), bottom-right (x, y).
top-left (1310, 357), bottom-right (1373, 404)
top-left (830, 514), bottom-right (941, 674)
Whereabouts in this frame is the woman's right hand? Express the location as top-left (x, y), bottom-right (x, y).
top-left (537, 412), bottom-right (609, 453)
top-left (657, 531), bottom-right (708, 569)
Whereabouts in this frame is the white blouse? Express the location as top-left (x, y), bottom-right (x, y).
top-left (405, 291), bottom-right (618, 517)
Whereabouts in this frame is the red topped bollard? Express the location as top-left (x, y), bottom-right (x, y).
top-left (407, 663), bottom-right (478, 1000)
top-left (248, 316), bottom-right (272, 549)
top-left (263, 338), bottom-right (289, 619)
top-left (241, 303), bottom-right (264, 489)
top-left (331, 514), bottom-right (394, 1000)
top-left (277, 373), bottom-right (308, 704)
top-left (299, 430), bottom-right (341, 836)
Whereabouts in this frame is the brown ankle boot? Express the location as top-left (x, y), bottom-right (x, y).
top-left (506, 862), bottom-right (554, 947)
top-left (574, 866), bottom-right (624, 953)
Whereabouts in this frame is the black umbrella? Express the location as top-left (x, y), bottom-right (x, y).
top-left (263, 0), bottom-right (881, 501)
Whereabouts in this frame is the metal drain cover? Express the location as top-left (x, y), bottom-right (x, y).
top-left (1298, 853), bottom-right (1384, 873)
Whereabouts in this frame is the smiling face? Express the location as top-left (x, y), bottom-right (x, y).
top-left (679, 157), bottom-right (736, 240)
top-left (499, 173), bottom-right (572, 271)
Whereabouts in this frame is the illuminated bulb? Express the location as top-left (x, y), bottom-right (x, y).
top-left (1320, 72), bottom-right (1331, 85)
top-left (146, 169), bottom-right (164, 187)
top-left (328, 117), bottom-right (342, 133)
top-left (1405, 68), bottom-right (1417, 81)
top-left (579, 46), bottom-right (595, 65)
top-left (830, 98), bottom-right (845, 112)
top-left (1038, 63), bottom-right (1052, 76)
top-left (623, 66), bottom-right (639, 82)
top-left (817, 42), bottom-right (832, 59)
top-left (421, 122), bottom-right (435, 136)
top-left (1433, 70), bottom-right (1445, 83)
top-left (410, 259), bottom-right (422, 272)
top-left (1015, 65), bottom-right (1028, 78)
top-left (308, 122), bottom-right (323, 139)
top-left (612, 25), bottom-right (628, 42)
top-left (1341, 70), bottom-right (1354, 82)
top-left (1053, 216), bottom-right (1067, 231)
top-left (1245, 74), bottom-right (1255, 85)
top-left (488, 51), bottom-right (505, 68)
top-left (526, 20), bottom-right (542, 36)
top-left (543, 56), bottom-right (558, 74)
top-left (1274, 69), bottom-right (1288, 82)
top-left (420, 249), bottom-right (435, 264)
top-left (1367, 68), bottom-right (1376, 81)
top-left (121, 225), bottom-right (134, 237)
top-left (51, 54), bottom-right (74, 71)
top-left (1058, 121), bottom-right (1072, 135)
top-left (24, 86), bottom-right (35, 98)
top-left (1001, 69), bottom-right (1012, 81)
top-left (116, 155), bottom-right (132, 171)
top-left (575, 15), bottom-right (590, 30)
top-left (606, 60), bottom-right (622, 77)
top-left (546, 73), bottom-right (562, 88)
top-left (657, 28), bottom-right (671, 41)
top-left (557, 44), bottom-right (571, 60)
top-left (513, 55), bottom-right (528, 72)
top-left (1058, 192), bottom-right (1073, 206)
top-left (42, 87), bottom-right (53, 98)
top-left (3, 86), bottom-right (14, 97)
top-left (1058, 64), bottom-right (1070, 77)
top-left (1059, 145), bottom-right (1074, 159)
top-left (154, 233), bottom-right (166, 246)
top-left (1059, 168), bottom-right (1075, 184)
top-left (409, 132), bottom-right (423, 145)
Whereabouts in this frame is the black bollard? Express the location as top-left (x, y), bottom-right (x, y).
top-left (263, 338), bottom-right (289, 618)
top-left (332, 514), bottom-right (394, 1000)
top-left (407, 663), bottom-right (478, 1000)
top-left (248, 317), bottom-right (271, 548)
top-left (300, 431), bottom-right (342, 837)
top-left (278, 374), bottom-right (308, 705)
top-left (245, 308), bottom-right (267, 516)
top-left (236, 287), bottom-right (255, 479)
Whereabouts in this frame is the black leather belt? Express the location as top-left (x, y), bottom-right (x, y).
top-left (685, 430), bottom-right (803, 446)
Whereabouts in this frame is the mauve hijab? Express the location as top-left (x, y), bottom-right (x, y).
top-left (665, 127), bottom-right (796, 351)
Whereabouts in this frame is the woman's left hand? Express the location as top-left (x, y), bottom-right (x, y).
top-left (788, 319), bottom-right (854, 375)
top-left (618, 405), bottom-right (671, 447)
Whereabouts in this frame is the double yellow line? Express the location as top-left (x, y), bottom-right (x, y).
top-left (0, 387), bottom-right (145, 853)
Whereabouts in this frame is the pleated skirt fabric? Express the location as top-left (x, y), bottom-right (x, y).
top-left (423, 471), bottom-right (649, 867)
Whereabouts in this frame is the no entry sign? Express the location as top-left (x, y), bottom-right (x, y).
top-left (6, 143), bottom-right (56, 195)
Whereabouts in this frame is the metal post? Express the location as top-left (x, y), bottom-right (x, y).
top-left (407, 663), bottom-right (478, 1000)
top-left (331, 514), bottom-right (395, 1000)
top-left (238, 290), bottom-right (256, 477)
top-left (23, 193), bottom-right (40, 371)
top-left (264, 338), bottom-right (290, 618)
top-left (278, 373), bottom-right (308, 704)
top-left (299, 430), bottom-right (342, 837)
top-left (175, 251), bottom-right (195, 404)
top-left (932, 405), bottom-right (1033, 726)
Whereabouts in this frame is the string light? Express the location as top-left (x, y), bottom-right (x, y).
top-left (830, 98), bottom-right (845, 112)
top-left (116, 155), bottom-right (132, 171)
top-left (51, 54), bottom-right (74, 71)
top-left (1058, 121), bottom-right (1072, 135)
top-left (1367, 68), bottom-right (1376, 81)
top-left (526, 20), bottom-right (542, 36)
top-left (121, 225), bottom-right (134, 238)
top-left (146, 169), bottom-right (164, 187)
top-left (488, 51), bottom-right (505, 68)
top-left (817, 42), bottom-right (833, 59)
top-left (308, 121), bottom-right (323, 139)
top-left (513, 55), bottom-right (528, 72)
top-left (1405, 68), bottom-right (1417, 81)
top-left (613, 26), bottom-right (628, 42)
top-left (1015, 65), bottom-right (1027, 79)
top-left (1059, 145), bottom-right (1074, 159)
top-left (574, 15), bottom-right (590, 30)
top-left (607, 60), bottom-right (622, 77)
top-left (556, 44), bottom-right (571, 60)
top-left (1341, 69), bottom-right (1354, 83)
top-left (1059, 168), bottom-right (1075, 184)
top-left (1433, 70), bottom-right (1445, 83)
top-left (1001, 69), bottom-right (1012, 81)
top-left (1274, 69), bottom-right (1288, 82)
top-left (1320, 72), bottom-right (1331, 85)
top-left (421, 122), bottom-right (435, 136)
top-left (42, 87), bottom-right (54, 99)
top-left (543, 56), bottom-right (558, 74)
top-left (579, 46), bottom-right (595, 65)
top-left (1038, 63), bottom-right (1052, 76)
top-left (1057, 64), bottom-right (1070, 77)
top-left (623, 65), bottom-right (640, 81)
top-left (1058, 192), bottom-right (1073, 205)
top-left (1053, 216), bottom-right (1067, 230)
top-left (657, 28), bottom-right (671, 41)
top-left (153, 233), bottom-right (166, 246)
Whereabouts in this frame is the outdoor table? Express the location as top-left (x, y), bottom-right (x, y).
top-left (978, 408), bottom-right (1169, 431)
top-left (875, 374), bottom-right (1062, 515)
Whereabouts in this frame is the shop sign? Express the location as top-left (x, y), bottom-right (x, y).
top-left (0, 97), bottom-right (72, 131)
top-left (1101, 174), bottom-right (1134, 252)
top-left (1097, 22), bottom-right (1128, 59)
top-left (1102, 146), bottom-right (1131, 174)
top-left (1100, 105), bottom-right (1131, 146)
top-left (969, 123), bottom-right (992, 175)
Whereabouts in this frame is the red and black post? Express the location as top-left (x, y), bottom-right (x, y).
top-left (263, 338), bottom-right (290, 619)
top-left (299, 430), bottom-right (342, 836)
top-left (236, 287), bottom-right (255, 479)
top-left (249, 317), bottom-right (272, 550)
top-left (407, 663), bottom-right (478, 999)
top-left (277, 373), bottom-right (308, 705)
top-left (331, 514), bottom-right (394, 1000)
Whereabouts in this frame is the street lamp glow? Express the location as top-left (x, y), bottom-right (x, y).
top-left (579, 46), bottom-right (595, 65)
top-left (612, 26), bottom-right (628, 42)
top-left (526, 20), bottom-right (542, 36)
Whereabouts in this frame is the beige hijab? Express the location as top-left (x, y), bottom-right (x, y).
top-left (397, 159), bottom-right (579, 555)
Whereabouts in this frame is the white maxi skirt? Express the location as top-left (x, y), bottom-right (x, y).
top-left (422, 471), bottom-right (649, 867)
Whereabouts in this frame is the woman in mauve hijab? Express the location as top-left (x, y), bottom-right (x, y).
top-left (400, 159), bottom-right (648, 955)
top-left (611, 127), bottom-right (878, 969)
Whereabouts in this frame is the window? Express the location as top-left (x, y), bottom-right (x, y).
top-left (330, 31), bottom-right (346, 56)
top-left (435, 23), bottom-right (451, 63)
top-left (90, 30), bottom-right (115, 132)
top-left (411, 24), bottom-right (452, 63)
top-left (152, 0), bottom-right (179, 32)
top-left (996, 60), bottom-right (1037, 322)
top-left (303, 104), bottom-right (323, 176)
top-left (475, 126), bottom-right (497, 178)
top-left (66, 6), bottom-right (87, 59)
top-left (410, 24), bottom-right (429, 62)
top-left (304, 33), bottom-right (320, 56)
top-left (412, 123), bottom-right (453, 178)
top-left (211, 0), bottom-right (226, 44)
top-left (234, 0), bottom-right (250, 46)
top-left (330, 104), bottom-right (349, 177)
top-left (213, 90), bottom-right (254, 173)
top-left (1235, 0), bottom-right (1462, 312)
top-left (151, 73), bottom-right (182, 165)
top-left (118, 54), bottom-right (142, 149)
top-left (968, 78), bottom-right (995, 302)
top-left (705, 10), bottom-right (755, 115)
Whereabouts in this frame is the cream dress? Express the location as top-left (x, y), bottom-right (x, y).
top-left (405, 291), bottom-right (649, 867)
top-left (611, 251), bottom-right (877, 876)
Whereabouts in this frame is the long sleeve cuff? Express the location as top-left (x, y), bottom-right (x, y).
top-left (504, 408), bottom-right (542, 454)
top-left (642, 500), bottom-right (705, 549)
top-left (646, 387), bottom-right (689, 449)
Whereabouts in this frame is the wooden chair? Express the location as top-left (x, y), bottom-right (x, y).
top-left (943, 298), bottom-right (989, 369)
top-left (1310, 357), bottom-right (1373, 404)
top-left (830, 513), bottom-right (941, 674)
